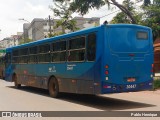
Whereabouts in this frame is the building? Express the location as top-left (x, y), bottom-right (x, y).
top-left (154, 38), bottom-right (160, 73)
top-left (0, 33), bottom-right (22, 48)
top-left (23, 17), bottom-right (100, 41)
top-left (22, 23), bottom-right (30, 43)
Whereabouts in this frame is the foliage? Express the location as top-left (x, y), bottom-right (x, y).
top-left (50, 0), bottom-right (79, 34)
top-left (47, 32), bottom-right (64, 38)
top-left (111, 0), bottom-right (137, 24)
top-left (19, 38), bottom-right (32, 45)
top-left (111, 0), bottom-right (144, 24)
top-left (153, 79), bottom-right (160, 89)
top-left (141, 0), bottom-right (160, 40)
top-left (53, 0), bottom-right (160, 40)
top-left (55, 0), bottom-right (136, 24)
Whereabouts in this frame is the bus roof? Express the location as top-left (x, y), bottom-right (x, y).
top-left (7, 24), bottom-right (151, 50)
top-left (7, 25), bottom-right (102, 50)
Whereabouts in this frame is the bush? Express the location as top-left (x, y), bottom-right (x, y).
top-left (153, 79), bottom-right (160, 89)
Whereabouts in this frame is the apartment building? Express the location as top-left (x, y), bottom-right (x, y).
top-left (0, 33), bottom-right (22, 48)
top-left (23, 17), bottom-right (100, 41)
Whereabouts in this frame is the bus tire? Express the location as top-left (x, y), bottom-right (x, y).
top-left (48, 77), bottom-right (59, 98)
top-left (13, 74), bottom-right (21, 89)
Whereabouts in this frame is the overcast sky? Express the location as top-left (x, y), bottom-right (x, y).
top-left (0, 0), bottom-right (122, 40)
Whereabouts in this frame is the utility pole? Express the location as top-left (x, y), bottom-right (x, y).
top-left (48, 15), bottom-right (52, 35)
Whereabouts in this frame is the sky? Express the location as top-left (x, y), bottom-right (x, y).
top-left (0, 0), bottom-right (122, 40)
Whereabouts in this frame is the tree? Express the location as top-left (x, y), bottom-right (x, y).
top-left (19, 38), bottom-right (32, 45)
top-left (141, 0), bottom-right (160, 40)
top-left (55, 0), bottom-right (137, 24)
top-left (47, 31), bottom-right (64, 38)
top-left (50, 0), bottom-right (79, 34)
top-left (111, 0), bottom-right (137, 23)
top-left (111, 0), bottom-right (144, 24)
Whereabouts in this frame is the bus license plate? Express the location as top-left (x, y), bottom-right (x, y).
top-left (126, 84), bottom-right (136, 89)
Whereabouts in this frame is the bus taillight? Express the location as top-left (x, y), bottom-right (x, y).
top-left (105, 71), bottom-right (109, 75)
top-left (105, 65), bottom-right (109, 69)
top-left (151, 64), bottom-right (154, 72)
top-left (105, 65), bottom-right (109, 80)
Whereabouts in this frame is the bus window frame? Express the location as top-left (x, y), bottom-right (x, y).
top-left (5, 52), bottom-right (11, 68)
top-left (28, 46), bottom-right (38, 64)
top-left (38, 43), bottom-right (51, 63)
top-left (51, 40), bottom-right (67, 63)
top-left (86, 32), bottom-right (97, 62)
top-left (67, 35), bottom-right (86, 62)
top-left (19, 48), bottom-right (29, 64)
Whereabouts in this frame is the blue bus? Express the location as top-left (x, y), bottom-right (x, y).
top-left (4, 24), bottom-right (154, 97)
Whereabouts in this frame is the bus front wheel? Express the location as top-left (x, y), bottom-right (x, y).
top-left (48, 77), bottom-right (59, 98)
top-left (13, 74), bottom-right (21, 89)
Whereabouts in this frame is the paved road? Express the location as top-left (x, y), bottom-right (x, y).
top-left (0, 79), bottom-right (160, 120)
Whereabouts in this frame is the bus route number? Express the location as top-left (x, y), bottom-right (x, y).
top-left (126, 84), bottom-right (136, 89)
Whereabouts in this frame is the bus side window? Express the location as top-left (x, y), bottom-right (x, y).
top-left (20, 48), bottom-right (28, 63)
top-left (38, 44), bottom-right (51, 63)
top-left (29, 46), bottom-right (38, 63)
top-left (87, 33), bottom-right (96, 61)
top-left (52, 41), bottom-right (66, 62)
top-left (5, 52), bottom-right (11, 68)
top-left (68, 37), bottom-right (85, 62)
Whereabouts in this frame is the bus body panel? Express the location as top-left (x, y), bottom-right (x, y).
top-left (102, 25), bottom-right (153, 93)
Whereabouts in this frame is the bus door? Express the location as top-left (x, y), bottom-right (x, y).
top-left (5, 52), bottom-right (13, 81)
top-left (104, 25), bottom-right (153, 92)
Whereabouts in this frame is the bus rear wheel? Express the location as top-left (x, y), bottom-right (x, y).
top-left (13, 74), bottom-right (21, 89)
top-left (48, 77), bottom-right (59, 98)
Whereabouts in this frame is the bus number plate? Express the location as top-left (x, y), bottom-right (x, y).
top-left (126, 84), bottom-right (136, 89)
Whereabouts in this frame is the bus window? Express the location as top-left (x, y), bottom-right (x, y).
top-left (87, 33), bottom-right (96, 61)
top-left (13, 50), bottom-right (19, 56)
top-left (20, 48), bottom-right (28, 55)
top-left (68, 37), bottom-right (85, 62)
top-left (30, 46), bottom-right (37, 54)
top-left (38, 44), bottom-right (50, 62)
top-left (12, 50), bottom-right (20, 63)
top-left (39, 44), bottom-right (50, 53)
top-left (29, 46), bottom-right (38, 63)
top-left (52, 52), bottom-right (66, 62)
top-left (5, 52), bottom-right (11, 68)
top-left (137, 31), bottom-right (148, 40)
top-left (52, 41), bottom-right (66, 62)
top-left (20, 48), bottom-right (28, 63)
top-left (53, 41), bottom-right (66, 51)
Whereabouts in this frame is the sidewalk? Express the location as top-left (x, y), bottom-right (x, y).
top-left (153, 89), bottom-right (160, 94)
top-left (142, 89), bottom-right (160, 95)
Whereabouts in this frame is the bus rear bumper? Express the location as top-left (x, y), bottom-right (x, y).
top-left (101, 80), bottom-right (153, 94)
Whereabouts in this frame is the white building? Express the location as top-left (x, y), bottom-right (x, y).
top-left (0, 34), bottom-right (21, 48)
